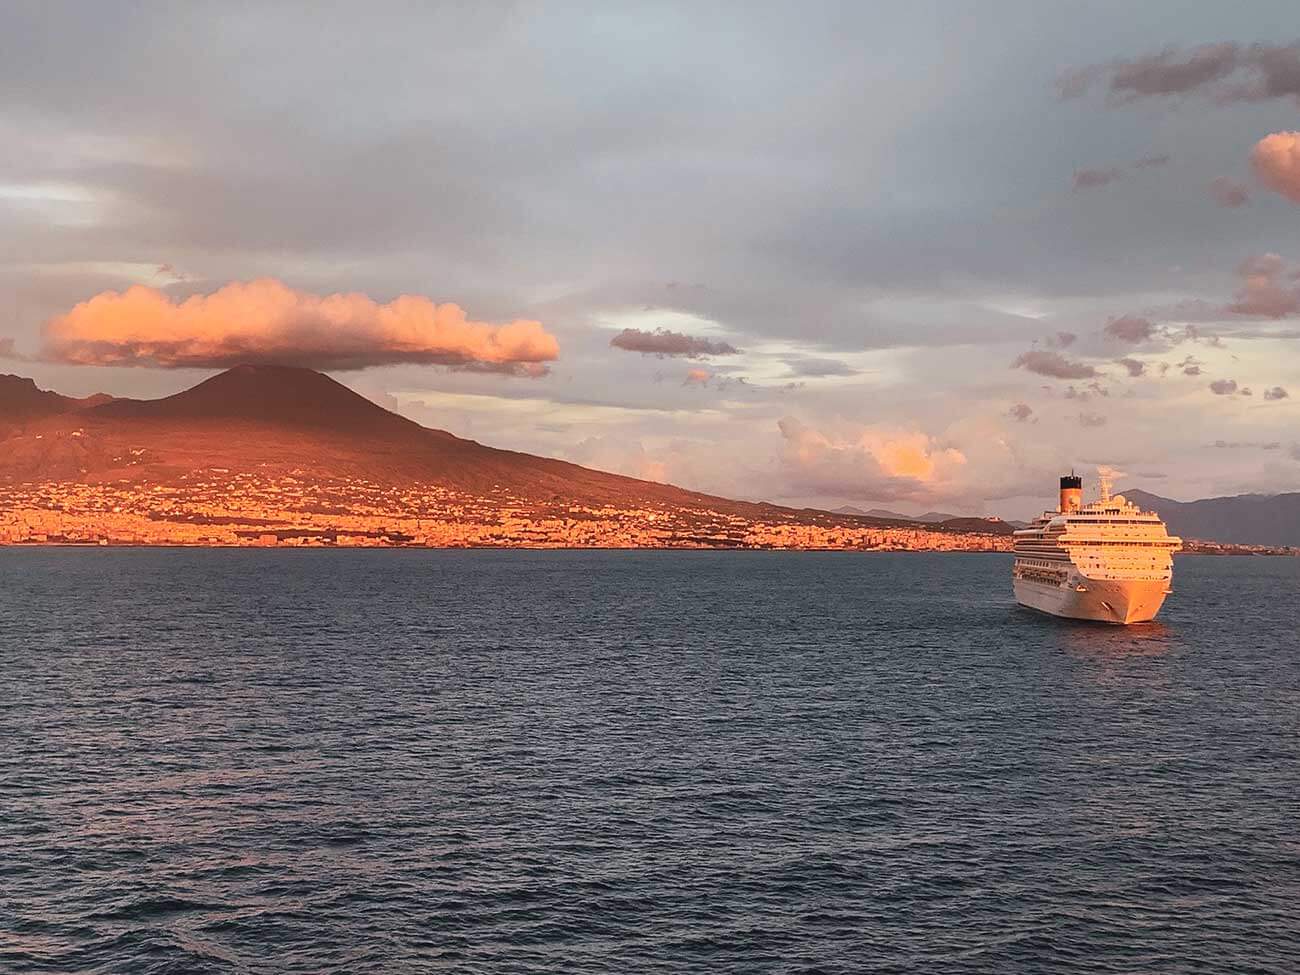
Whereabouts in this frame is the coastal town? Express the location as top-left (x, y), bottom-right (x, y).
top-left (0, 470), bottom-right (1014, 551)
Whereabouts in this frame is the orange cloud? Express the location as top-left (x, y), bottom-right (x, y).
top-left (1227, 253), bottom-right (1300, 318)
top-left (778, 417), bottom-right (967, 500)
top-left (1252, 132), bottom-right (1300, 203)
top-left (41, 279), bottom-right (560, 373)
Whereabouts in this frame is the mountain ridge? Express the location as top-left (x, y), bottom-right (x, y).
top-left (0, 366), bottom-right (886, 524)
top-left (1121, 487), bottom-right (1300, 547)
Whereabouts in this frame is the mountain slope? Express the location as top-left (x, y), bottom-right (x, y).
top-left (0, 374), bottom-right (110, 422)
top-left (0, 367), bottom-right (894, 526)
top-left (1123, 488), bottom-right (1300, 546)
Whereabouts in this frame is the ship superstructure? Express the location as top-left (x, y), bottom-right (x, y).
top-left (1012, 471), bottom-right (1181, 624)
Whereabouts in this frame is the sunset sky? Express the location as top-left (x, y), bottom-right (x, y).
top-left (4, 2), bottom-right (1299, 517)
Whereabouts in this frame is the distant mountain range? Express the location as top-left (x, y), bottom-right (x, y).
top-left (833, 505), bottom-right (960, 523)
top-left (1121, 488), bottom-right (1300, 547)
top-left (834, 505), bottom-right (1025, 532)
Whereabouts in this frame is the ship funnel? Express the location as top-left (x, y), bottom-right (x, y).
top-left (1059, 474), bottom-right (1083, 513)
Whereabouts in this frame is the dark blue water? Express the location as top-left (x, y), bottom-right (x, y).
top-left (2, 551), bottom-right (1298, 973)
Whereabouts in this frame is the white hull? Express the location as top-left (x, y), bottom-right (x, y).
top-left (1013, 575), bottom-right (1169, 624)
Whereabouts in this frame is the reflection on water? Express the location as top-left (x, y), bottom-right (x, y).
top-left (1060, 618), bottom-right (1174, 658)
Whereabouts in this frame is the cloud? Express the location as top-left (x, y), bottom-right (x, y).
top-left (1293, 444), bottom-right (1300, 463)
top-left (1008, 402), bottom-right (1033, 422)
top-left (1072, 155), bottom-right (1170, 191)
top-left (1209, 378), bottom-right (1239, 395)
top-left (1134, 153), bottom-right (1171, 169)
top-left (785, 356), bottom-right (859, 377)
top-left (1179, 324), bottom-right (1223, 347)
top-left (1211, 440), bottom-right (1281, 449)
top-left (1077, 412), bottom-right (1107, 427)
top-left (1104, 314), bottom-right (1157, 343)
top-left (1251, 132), bottom-right (1300, 203)
top-left (1227, 253), bottom-right (1300, 318)
top-left (1046, 331), bottom-right (1077, 348)
top-left (40, 279), bottom-right (560, 373)
top-left (1210, 176), bottom-right (1250, 207)
top-left (1117, 357), bottom-right (1146, 377)
top-left (1073, 166), bottom-right (1124, 190)
top-left (683, 367), bottom-right (712, 386)
top-left (0, 337), bottom-right (16, 359)
top-left (1264, 386), bottom-right (1289, 400)
top-left (1011, 349), bottom-right (1098, 379)
top-left (1183, 364), bottom-right (1202, 376)
top-left (1062, 42), bottom-right (1300, 104)
top-left (777, 416), bottom-right (967, 502)
top-left (610, 327), bottom-right (740, 358)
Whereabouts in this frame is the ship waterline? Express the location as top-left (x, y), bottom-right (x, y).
top-left (1012, 471), bottom-right (1181, 625)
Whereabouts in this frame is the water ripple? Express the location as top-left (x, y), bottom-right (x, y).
top-left (1, 550), bottom-right (1298, 973)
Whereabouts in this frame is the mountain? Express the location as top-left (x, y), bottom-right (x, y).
top-left (0, 365), bottom-right (729, 505)
top-left (1122, 488), bottom-right (1300, 547)
top-left (0, 366), bottom-right (1019, 550)
top-left (0, 366), bottom-right (935, 521)
top-left (92, 365), bottom-right (420, 435)
top-left (833, 506), bottom-right (961, 523)
top-left (935, 517), bottom-right (1017, 536)
top-left (0, 374), bottom-right (111, 423)
top-left (0, 366), bottom-right (1024, 551)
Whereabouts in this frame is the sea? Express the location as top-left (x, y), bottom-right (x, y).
top-left (2, 549), bottom-right (1298, 974)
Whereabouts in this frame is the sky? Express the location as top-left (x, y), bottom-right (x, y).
top-left (3, 1), bottom-right (1300, 517)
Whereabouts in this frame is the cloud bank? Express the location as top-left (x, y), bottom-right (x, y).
top-left (610, 327), bottom-right (740, 358)
top-left (41, 279), bottom-right (560, 373)
top-left (777, 417), bottom-right (967, 503)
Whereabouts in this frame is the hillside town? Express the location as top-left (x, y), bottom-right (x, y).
top-left (0, 470), bottom-right (1013, 551)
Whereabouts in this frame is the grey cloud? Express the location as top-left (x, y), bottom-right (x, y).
top-left (1264, 385), bottom-right (1289, 400)
top-left (1012, 349), bottom-right (1098, 379)
top-left (1210, 440), bottom-right (1280, 449)
top-left (1047, 331), bottom-right (1077, 348)
top-left (1072, 154), bottom-right (1168, 191)
top-left (1077, 412), bottom-right (1107, 427)
top-left (1183, 364), bottom-right (1202, 376)
top-left (785, 357), bottom-right (858, 377)
top-left (1008, 402), bottom-right (1033, 422)
top-left (1209, 378), bottom-right (1239, 395)
top-left (1073, 167), bottom-right (1124, 190)
top-left (1064, 41), bottom-right (1300, 104)
top-left (1210, 177), bottom-right (1250, 207)
top-left (1118, 357), bottom-right (1146, 377)
top-left (610, 328), bottom-right (740, 358)
top-left (1104, 315), bottom-right (1157, 343)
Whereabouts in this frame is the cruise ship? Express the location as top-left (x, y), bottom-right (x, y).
top-left (1012, 471), bottom-right (1182, 624)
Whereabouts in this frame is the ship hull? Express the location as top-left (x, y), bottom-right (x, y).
top-left (1013, 575), bottom-right (1169, 624)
